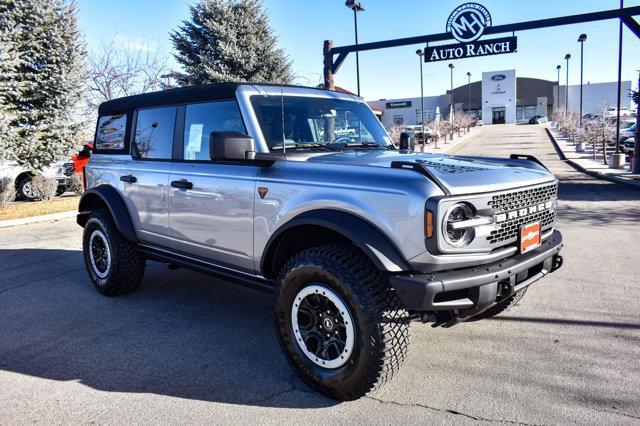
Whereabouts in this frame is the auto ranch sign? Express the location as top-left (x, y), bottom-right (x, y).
top-left (424, 3), bottom-right (517, 62)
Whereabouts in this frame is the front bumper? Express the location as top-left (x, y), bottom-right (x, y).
top-left (390, 230), bottom-right (563, 311)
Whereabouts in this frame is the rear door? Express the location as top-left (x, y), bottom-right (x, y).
top-left (122, 106), bottom-right (177, 247)
top-left (168, 100), bottom-right (258, 272)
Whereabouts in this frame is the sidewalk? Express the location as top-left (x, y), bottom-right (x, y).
top-left (412, 126), bottom-right (482, 154)
top-left (0, 210), bottom-right (76, 229)
top-left (546, 125), bottom-right (640, 188)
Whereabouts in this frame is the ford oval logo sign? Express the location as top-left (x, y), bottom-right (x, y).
top-left (446, 3), bottom-right (492, 43)
top-left (491, 74), bottom-right (506, 81)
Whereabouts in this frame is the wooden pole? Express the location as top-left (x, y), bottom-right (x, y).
top-left (323, 40), bottom-right (335, 91)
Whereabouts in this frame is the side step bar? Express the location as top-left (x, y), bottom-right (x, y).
top-left (138, 245), bottom-right (275, 294)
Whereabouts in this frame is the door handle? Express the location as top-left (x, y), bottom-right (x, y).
top-left (120, 174), bottom-right (137, 183)
top-left (171, 179), bottom-right (193, 190)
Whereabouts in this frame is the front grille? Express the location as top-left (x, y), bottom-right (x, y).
top-left (486, 183), bottom-right (558, 245)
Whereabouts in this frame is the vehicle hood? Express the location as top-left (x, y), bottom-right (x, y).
top-left (301, 150), bottom-right (555, 195)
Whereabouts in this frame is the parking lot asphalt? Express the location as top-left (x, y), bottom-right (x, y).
top-left (1, 123), bottom-right (639, 424)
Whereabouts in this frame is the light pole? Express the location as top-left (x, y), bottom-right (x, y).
top-left (578, 34), bottom-right (587, 126)
top-left (345, 0), bottom-right (364, 97)
top-left (556, 65), bottom-right (561, 110)
top-left (416, 49), bottom-right (425, 149)
top-left (449, 63), bottom-right (455, 124)
top-left (614, 0), bottom-right (624, 159)
top-left (564, 54), bottom-right (571, 111)
top-left (466, 72), bottom-right (471, 115)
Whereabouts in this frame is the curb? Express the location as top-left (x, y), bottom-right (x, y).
top-left (544, 127), bottom-right (640, 189)
top-left (0, 210), bottom-right (76, 229)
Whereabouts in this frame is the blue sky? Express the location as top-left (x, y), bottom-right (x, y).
top-left (77, 0), bottom-right (640, 101)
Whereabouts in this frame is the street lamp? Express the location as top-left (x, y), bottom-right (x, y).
top-left (564, 54), bottom-right (571, 111)
top-left (466, 72), bottom-right (471, 114)
top-left (556, 65), bottom-right (561, 110)
top-left (449, 63), bottom-right (455, 124)
top-left (345, 0), bottom-right (364, 97)
top-left (416, 49), bottom-right (425, 149)
top-left (578, 34), bottom-right (587, 126)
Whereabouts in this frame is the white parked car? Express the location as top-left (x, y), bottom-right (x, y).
top-left (605, 106), bottom-right (632, 118)
top-left (0, 160), bottom-right (73, 201)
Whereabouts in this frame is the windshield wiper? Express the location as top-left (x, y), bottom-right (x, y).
top-left (271, 143), bottom-right (341, 151)
top-left (344, 141), bottom-right (391, 149)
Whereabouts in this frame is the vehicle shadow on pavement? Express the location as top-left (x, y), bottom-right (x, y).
top-left (0, 248), bottom-right (337, 408)
top-left (490, 316), bottom-right (640, 330)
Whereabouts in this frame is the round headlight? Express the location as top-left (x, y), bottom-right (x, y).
top-left (444, 203), bottom-right (476, 247)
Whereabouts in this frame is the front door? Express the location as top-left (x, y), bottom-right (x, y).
top-left (492, 107), bottom-right (506, 124)
top-left (168, 100), bottom-right (257, 272)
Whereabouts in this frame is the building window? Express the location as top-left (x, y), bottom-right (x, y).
top-left (393, 114), bottom-right (404, 125)
top-left (524, 105), bottom-right (536, 119)
top-left (134, 106), bottom-right (177, 159)
top-left (516, 106), bottom-right (523, 120)
top-left (415, 108), bottom-right (435, 124)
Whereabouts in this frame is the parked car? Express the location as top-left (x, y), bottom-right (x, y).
top-left (77, 83), bottom-right (564, 400)
top-left (0, 160), bottom-right (73, 201)
top-left (622, 137), bottom-right (635, 155)
top-left (618, 123), bottom-right (636, 142)
top-left (529, 115), bottom-right (548, 124)
top-left (605, 106), bottom-right (632, 118)
top-left (400, 125), bottom-right (437, 144)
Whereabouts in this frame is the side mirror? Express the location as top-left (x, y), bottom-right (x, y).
top-left (209, 131), bottom-right (256, 161)
top-left (79, 146), bottom-right (92, 157)
top-left (399, 131), bottom-right (415, 151)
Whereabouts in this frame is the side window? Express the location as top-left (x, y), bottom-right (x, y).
top-left (183, 101), bottom-right (245, 160)
top-left (96, 114), bottom-right (127, 150)
top-left (133, 106), bottom-right (177, 159)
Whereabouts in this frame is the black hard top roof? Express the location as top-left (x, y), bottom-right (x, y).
top-left (97, 82), bottom-right (334, 115)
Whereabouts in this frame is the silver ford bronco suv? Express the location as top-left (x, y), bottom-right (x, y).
top-left (77, 83), bottom-right (563, 400)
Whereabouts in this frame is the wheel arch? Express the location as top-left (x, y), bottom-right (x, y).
top-left (260, 209), bottom-right (410, 279)
top-left (77, 185), bottom-right (137, 242)
top-left (14, 171), bottom-right (35, 187)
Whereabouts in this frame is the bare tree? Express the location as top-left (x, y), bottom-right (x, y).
top-left (582, 103), bottom-right (615, 164)
top-left (552, 107), bottom-right (580, 143)
top-left (85, 36), bottom-right (172, 113)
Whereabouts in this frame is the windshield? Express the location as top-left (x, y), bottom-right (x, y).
top-left (250, 95), bottom-right (391, 150)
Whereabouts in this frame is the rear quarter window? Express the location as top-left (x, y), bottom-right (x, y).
top-left (95, 114), bottom-right (127, 151)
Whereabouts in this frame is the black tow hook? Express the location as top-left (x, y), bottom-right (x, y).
top-left (551, 254), bottom-right (563, 273)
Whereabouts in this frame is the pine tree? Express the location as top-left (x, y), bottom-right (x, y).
top-left (0, 0), bottom-right (86, 169)
top-left (171, 0), bottom-right (293, 85)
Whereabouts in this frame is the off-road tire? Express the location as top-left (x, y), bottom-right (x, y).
top-left (82, 209), bottom-right (146, 296)
top-left (472, 288), bottom-right (528, 320)
top-left (274, 243), bottom-right (410, 401)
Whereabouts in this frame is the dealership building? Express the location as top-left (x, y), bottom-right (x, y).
top-left (367, 69), bottom-right (632, 127)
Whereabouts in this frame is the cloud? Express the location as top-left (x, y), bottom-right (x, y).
top-left (112, 33), bottom-right (159, 52)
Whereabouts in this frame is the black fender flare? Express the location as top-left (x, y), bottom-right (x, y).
top-left (261, 209), bottom-right (411, 275)
top-left (76, 185), bottom-right (137, 242)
